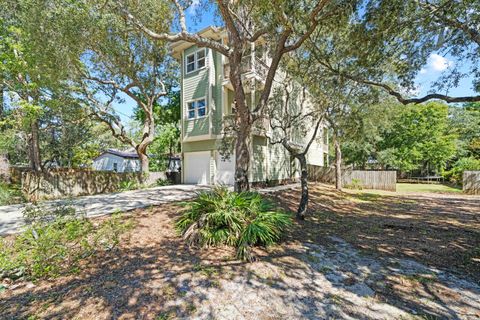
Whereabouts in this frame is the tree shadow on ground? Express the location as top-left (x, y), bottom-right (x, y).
top-left (1, 186), bottom-right (479, 319)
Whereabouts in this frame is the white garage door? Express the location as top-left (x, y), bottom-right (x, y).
top-left (215, 153), bottom-right (235, 185)
top-left (184, 152), bottom-right (210, 185)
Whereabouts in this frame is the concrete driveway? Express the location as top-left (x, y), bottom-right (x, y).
top-left (0, 184), bottom-right (208, 235)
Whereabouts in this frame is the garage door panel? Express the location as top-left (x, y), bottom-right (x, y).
top-left (215, 153), bottom-right (235, 185)
top-left (184, 152), bottom-right (210, 185)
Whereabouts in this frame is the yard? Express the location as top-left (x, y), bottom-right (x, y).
top-left (1, 183), bottom-right (479, 319)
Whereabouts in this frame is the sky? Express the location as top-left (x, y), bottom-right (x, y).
top-left (113, 4), bottom-right (477, 123)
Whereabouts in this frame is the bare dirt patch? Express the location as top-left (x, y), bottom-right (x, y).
top-left (1, 185), bottom-right (479, 319)
top-left (272, 184), bottom-right (480, 282)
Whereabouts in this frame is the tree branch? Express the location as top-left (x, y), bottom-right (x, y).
top-left (118, 1), bottom-right (231, 56)
top-left (282, 0), bottom-right (331, 53)
top-left (308, 41), bottom-right (480, 104)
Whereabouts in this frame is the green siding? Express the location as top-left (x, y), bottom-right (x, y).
top-left (183, 118), bottom-right (210, 137)
top-left (252, 136), bottom-right (267, 182)
top-left (212, 50), bottom-right (223, 135)
top-left (183, 140), bottom-right (217, 152)
top-left (183, 45), bottom-right (210, 137)
top-left (180, 43), bottom-right (306, 184)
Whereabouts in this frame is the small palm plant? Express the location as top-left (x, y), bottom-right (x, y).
top-left (176, 187), bottom-right (292, 261)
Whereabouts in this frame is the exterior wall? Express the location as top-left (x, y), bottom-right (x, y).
top-left (182, 45), bottom-right (210, 138)
top-left (183, 140), bottom-right (217, 153)
top-left (179, 38), bottom-right (329, 185)
top-left (92, 154), bottom-right (140, 173)
top-left (212, 50), bottom-right (223, 135)
top-left (266, 141), bottom-right (294, 182)
top-left (252, 136), bottom-right (267, 182)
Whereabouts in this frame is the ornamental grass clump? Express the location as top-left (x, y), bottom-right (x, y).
top-left (0, 204), bottom-right (133, 280)
top-left (176, 187), bottom-right (292, 261)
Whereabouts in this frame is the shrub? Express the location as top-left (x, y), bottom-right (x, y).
top-left (346, 178), bottom-right (363, 190)
top-left (0, 182), bottom-right (25, 205)
top-left (119, 179), bottom-right (139, 191)
top-left (0, 205), bottom-right (133, 280)
top-left (176, 187), bottom-right (292, 261)
top-left (156, 178), bottom-right (173, 187)
top-left (443, 157), bottom-right (480, 184)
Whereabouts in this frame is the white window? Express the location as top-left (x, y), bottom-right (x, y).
top-left (185, 49), bottom-right (206, 74)
top-left (196, 49), bottom-right (206, 69)
top-left (186, 54), bottom-right (196, 73)
top-left (187, 98), bottom-right (207, 119)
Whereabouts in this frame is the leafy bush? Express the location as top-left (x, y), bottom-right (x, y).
top-left (176, 187), bottom-right (292, 261)
top-left (156, 178), bottom-right (173, 187)
top-left (346, 178), bottom-right (363, 190)
top-left (119, 179), bottom-right (139, 191)
top-left (443, 157), bottom-right (480, 184)
top-left (0, 182), bottom-right (25, 205)
top-left (0, 205), bottom-right (133, 280)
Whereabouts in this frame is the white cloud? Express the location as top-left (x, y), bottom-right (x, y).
top-left (420, 68), bottom-right (427, 74)
top-left (428, 53), bottom-right (454, 72)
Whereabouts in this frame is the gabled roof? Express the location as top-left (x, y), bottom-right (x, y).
top-left (170, 26), bottom-right (225, 59)
top-left (95, 149), bottom-right (139, 160)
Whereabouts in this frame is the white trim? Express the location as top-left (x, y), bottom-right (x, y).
top-left (184, 48), bottom-right (207, 75)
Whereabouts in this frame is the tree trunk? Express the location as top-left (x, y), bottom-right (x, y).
top-left (335, 138), bottom-right (342, 190)
top-left (136, 104), bottom-right (155, 178)
top-left (29, 119), bottom-right (42, 172)
top-left (297, 155), bottom-right (308, 220)
top-left (138, 150), bottom-right (149, 174)
top-left (234, 125), bottom-right (251, 192)
top-left (230, 51), bottom-right (251, 192)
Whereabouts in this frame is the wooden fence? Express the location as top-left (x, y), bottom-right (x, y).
top-left (463, 171), bottom-right (480, 195)
top-left (308, 165), bottom-right (397, 191)
top-left (307, 165), bottom-right (336, 184)
top-left (344, 170), bottom-right (397, 191)
top-left (21, 170), bottom-right (167, 201)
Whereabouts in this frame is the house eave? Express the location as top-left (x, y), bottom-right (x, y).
top-left (170, 26), bottom-right (225, 59)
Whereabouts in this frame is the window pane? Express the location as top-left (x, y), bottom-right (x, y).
top-left (197, 58), bottom-right (205, 69)
top-left (187, 102), bottom-right (195, 110)
top-left (196, 50), bottom-right (205, 59)
top-left (188, 110), bottom-right (195, 119)
top-left (186, 54), bottom-right (195, 72)
top-left (197, 50), bottom-right (206, 69)
top-left (197, 99), bottom-right (206, 117)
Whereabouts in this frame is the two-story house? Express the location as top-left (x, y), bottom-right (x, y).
top-left (171, 26), bottom-right (329, 185)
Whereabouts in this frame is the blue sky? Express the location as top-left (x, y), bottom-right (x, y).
top-left (113, 2), bottom-right (215, 123)
top-left (113, 5), bottom-right (477, 123)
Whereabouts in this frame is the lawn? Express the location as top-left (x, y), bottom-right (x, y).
top-left (396, 182), bottom-right (462, 194)
top-left (1, 184), bottom-right (479, 319)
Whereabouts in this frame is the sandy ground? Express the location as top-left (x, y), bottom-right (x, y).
top-left (1, 184), bottom-right (479, 319)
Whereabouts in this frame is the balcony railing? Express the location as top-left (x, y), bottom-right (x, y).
top-left (223, 55), bottom-right (268, 80)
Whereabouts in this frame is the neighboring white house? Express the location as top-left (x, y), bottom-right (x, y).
top-left (92, 149), bottom-right (141, 173)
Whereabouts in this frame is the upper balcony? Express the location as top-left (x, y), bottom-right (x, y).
top-left (222, 55), bottom-right (269, 90)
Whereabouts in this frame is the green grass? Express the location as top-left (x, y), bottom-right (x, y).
top-left (396, 183), bottom-right (462, 194)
